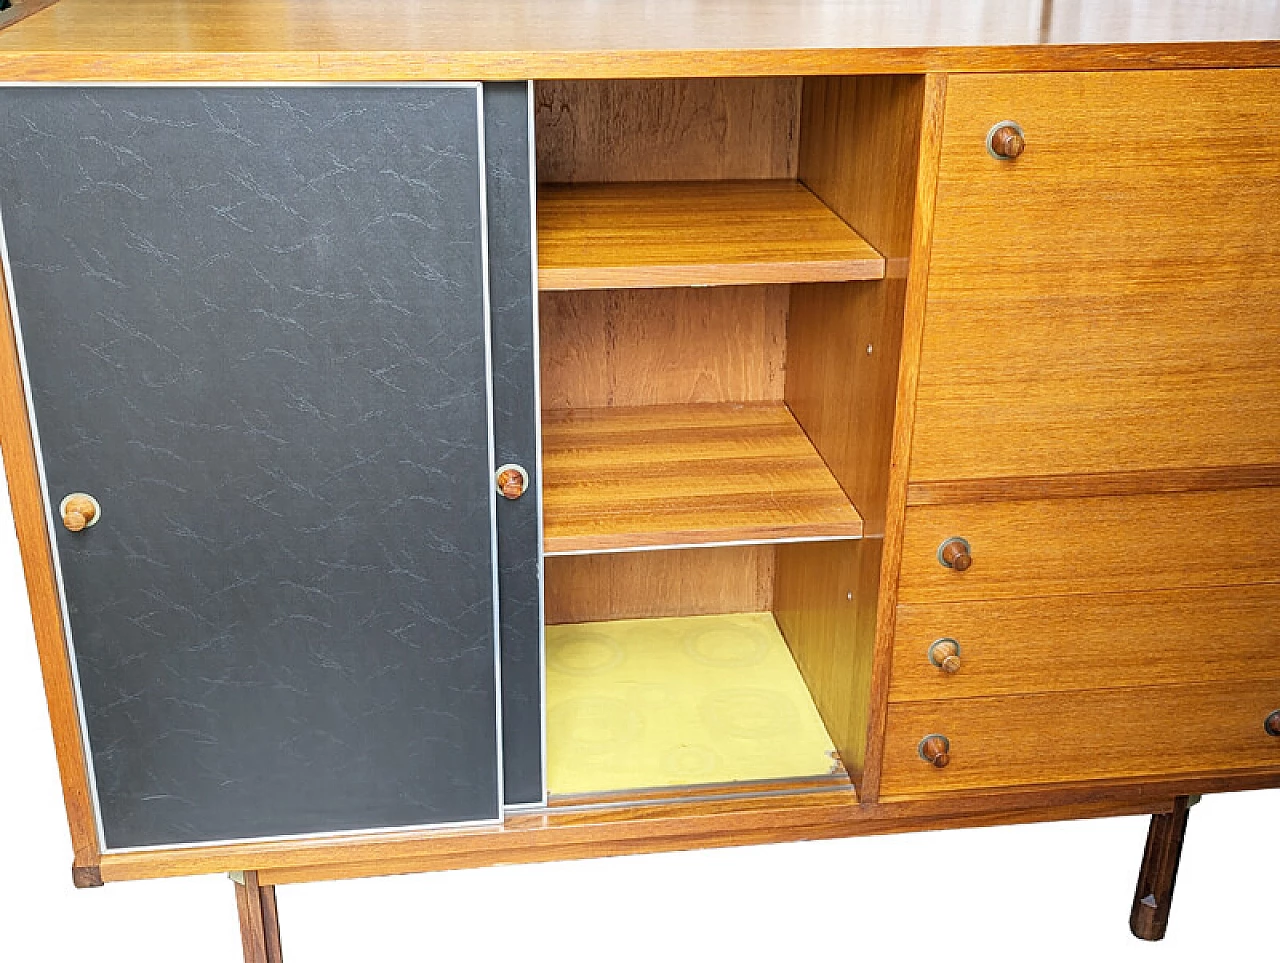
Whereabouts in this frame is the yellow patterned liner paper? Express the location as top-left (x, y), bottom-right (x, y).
top-left (546, 612), bottom-right (839, 795)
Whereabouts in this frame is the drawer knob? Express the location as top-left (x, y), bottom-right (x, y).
top-left (59, 493), bottom-right (101, 532)
top-left (1266, 711), bottom-right (1280, 737)
top-left (919, 734), bottom-right (951, 768)
top-left (928, 638), bottom-right (962, 674)
top-left (494, 464), bottom-right (529, 500)
top-left (987, 121), bottom-right (1026, 159)
top-left (937, 537), bottom-right (973, 572)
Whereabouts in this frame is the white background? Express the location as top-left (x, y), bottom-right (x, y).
top-left (0, 453), bottom-right (1273, 962)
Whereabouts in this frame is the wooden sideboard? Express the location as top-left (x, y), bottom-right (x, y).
top-left (1, 2), bottom-right (1278, 958)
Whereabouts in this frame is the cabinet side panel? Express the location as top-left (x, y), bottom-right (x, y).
top-left (484, 82), bottom-right (545, 807)
top-left (0, 87), bottom-right (503, 848)
top-left (0, 246), bottom-right (100, 865)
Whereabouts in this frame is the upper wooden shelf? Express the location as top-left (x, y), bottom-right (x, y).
top-left (537, 180), bottom-right (884, 291)
top-left (541, 402), bottom-right (864, 554)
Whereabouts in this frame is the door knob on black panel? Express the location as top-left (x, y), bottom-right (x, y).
top-left (1266, 711), bottom-right (1280, 737)
top-left (929, 638), bottom-right (962, 674)
top-left (495, 464), bottom-right (529, 500)
top-left (937, 537), bottom-right (972, 571)
top-left (60, 493), bottom-right (101, 532)
top-left (987, 121), bottom-right (1026, 159)
top-left (919, 734), bottom-right (952, 768)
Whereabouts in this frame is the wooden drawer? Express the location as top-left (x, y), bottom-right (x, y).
top-left (881, 680), bottom-right (1280, 798)
top-left (898, 488), bottom-right (1280, 604)
top-left (891, 584), bottom-right (1280, 702)
top-left (911, 70), bottom-right (1280, 483)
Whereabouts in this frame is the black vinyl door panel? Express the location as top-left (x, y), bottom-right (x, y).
top-left (483, 82), bottom-right (544, 807)
top-left (0, 86), bottom-right (503, 848)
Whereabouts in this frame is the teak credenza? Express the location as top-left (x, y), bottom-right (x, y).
top-left (1, 2), bottom-right (1278, 958)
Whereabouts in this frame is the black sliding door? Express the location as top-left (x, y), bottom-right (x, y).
top-left (0, 85), bottom-right (511, 848)
top-left (483, 82), bottom-right (545, 807)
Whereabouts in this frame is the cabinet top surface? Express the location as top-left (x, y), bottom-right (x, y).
top-left (1, 0), bottom-right (1279, 79)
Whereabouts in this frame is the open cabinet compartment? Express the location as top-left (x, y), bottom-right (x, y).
top-left (534, 76), bottom-right (927, 803)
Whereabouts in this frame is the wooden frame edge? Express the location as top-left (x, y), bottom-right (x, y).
top-left (255, 798), bottom-right (1166, 886)
top-left (2, 42), bottom-right (1280, 82)
top-left (94, 770), bottom-right (1280, 885)
top-left (859, 72), bottom-right (947, 802)
top-left (0, 262), bottom-right (100, 868)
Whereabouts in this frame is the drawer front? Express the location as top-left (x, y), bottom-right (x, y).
top-left (881, 681), bottom-right (1280, 798)
top-left (911, 70), bottom-right (1280, 483)
top-left (898, 488), bottom-right (1280, 604)
top-left (891, 584), bottom-right (1280, 702)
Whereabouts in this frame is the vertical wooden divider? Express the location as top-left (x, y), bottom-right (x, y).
top-left (774, 74), bottom-right (947, 797)
top-left (858, 75), bottom-right (948, 801)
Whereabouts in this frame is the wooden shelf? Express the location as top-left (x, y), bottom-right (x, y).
top-left (541, 402), bottom-right (864, 554)
top-left (537, 180), bottom-right (885, 290)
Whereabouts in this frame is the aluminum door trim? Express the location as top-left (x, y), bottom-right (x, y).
top-left (525, 80), bottom-right (550, 809)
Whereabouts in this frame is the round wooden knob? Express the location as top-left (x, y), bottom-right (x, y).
top-left (987, 121), bottom-right (1026, 159)
top-left (937, 537), bottom-right (972, 572)
top-left (60, 493), bottom-right (100, 532)
top-left (1265, 711), bottom-right (1280, 737)
top-left (928, 638), bottom-right (962, 674)
top-left (494, 464), bottom-right (529, 500)
top-left (919, 734), bottom-right (951, 769)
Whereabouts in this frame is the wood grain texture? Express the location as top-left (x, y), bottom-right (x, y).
top-left (103, 768), bottom-right (1280, 885)
top-left (0, 263), bottom-right (100, 868)
top-left (907, 464), bottom-right (1280, 507)
top-left (898, 488), bottom-right (1280, 604)
top-left (892, 583), bottom-right (1280, 702)
top-left (546, 771), bottom-right (847, 808)
top-left (0, 0), bottom-right (60, 33)
top-left (541, 402), bottom-right (864, 554)
top-left (534, 78), bottom-right (800, 183)
top-left (544, 546), bottom-right (774, 624)
top-left (774, 75), bottom-right (931, 794)
top-left (859, 73), bottom-right (949, 803)
top-left (538, 287), bottom-right (786, 410)
top-left (911, 69), bottom-right (1280, 483)
top-left (1, 2), bottom-right (1280, 80)
top-left (789, 75), bottom-right (926, 530)
top-left (880, 680), bottom-right (1280, 797)
top-left (537, 181), bottom-right (885, 290)
top-left (250, 798), bottom-right (1170, 887)
top-left (775, 538), bottom-right (880, 785)
top-left (70, 864), bottom-right (103, 888)
top-left (1130, 795), bottom-right (1193, 942)
top-left (233, 871), bottom-right (283, 963)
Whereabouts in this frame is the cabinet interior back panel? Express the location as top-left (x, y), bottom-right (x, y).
top-left (0, 86), bottom-right (503, 848)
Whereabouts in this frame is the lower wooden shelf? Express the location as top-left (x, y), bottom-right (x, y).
top-left (541, 402), bottom-right (865, 554)
top-left (545, 612), bottom-right (842, 797)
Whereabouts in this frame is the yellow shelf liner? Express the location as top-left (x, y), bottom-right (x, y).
top-left (546, 612), bottom-right (838, 796)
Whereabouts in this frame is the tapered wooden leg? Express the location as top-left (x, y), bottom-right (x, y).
top-left (1130, 795), bottom-right (1195, 941)
top-left (232, 871), bottom-right (284, 963)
